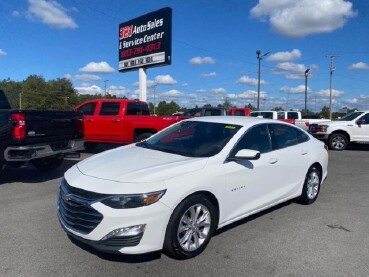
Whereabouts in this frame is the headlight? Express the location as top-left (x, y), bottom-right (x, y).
top-left (101, 190), bottom-right (166, 209)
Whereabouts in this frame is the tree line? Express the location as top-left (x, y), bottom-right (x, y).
top-left (0, 75), bottom-right (355, 118)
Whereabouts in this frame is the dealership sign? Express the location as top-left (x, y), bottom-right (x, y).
top-left (119, 7), bottom-right (172, 72)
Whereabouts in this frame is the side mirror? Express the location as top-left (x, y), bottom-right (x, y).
top-left (229, 149), bottom-right (261, 161)
top-left (356, 119), bottom-right (365, 126)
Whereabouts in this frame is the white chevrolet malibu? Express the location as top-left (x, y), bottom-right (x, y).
top-left (58, 116), bottom-right (328, 259)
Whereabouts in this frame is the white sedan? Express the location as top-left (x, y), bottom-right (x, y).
top-left (58, 116), bottom-right (328, 259)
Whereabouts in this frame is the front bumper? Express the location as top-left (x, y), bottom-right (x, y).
top-left (58, 198), bottom-right (173, 254)
top-left (311, 133), bottom-right (329, 140)
top-left (4, 139), bottom-right (85, 161)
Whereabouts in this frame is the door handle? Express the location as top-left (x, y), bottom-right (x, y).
top-left (269, 158), bottom-right (278, 164)
top-left (301, 150), bottom-right (308, 155)
top-left (112, 119), bottom-right (121, 122)
top-left (86, 119), bottom-right (93, 122)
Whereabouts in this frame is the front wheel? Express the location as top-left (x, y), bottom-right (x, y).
top-left (31, 155), bottom-right (64, 171)
top-left (163, 195), bottom-right (217, 259)
top-left (328, 133), bottom-right (348, 150)
top-left (298, 166), bottom-right (321, 205)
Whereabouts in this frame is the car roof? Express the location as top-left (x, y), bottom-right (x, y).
top-left (183, 115), bottom-right (281, 128)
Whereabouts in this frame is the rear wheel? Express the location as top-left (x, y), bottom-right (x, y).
top-left (163, 195), bottom-right (216, 259)
top-left (31, 155), bottom-right (64, 171)
top-left (298, 166), bottom-right (321, 205)
top-left (328, 133), bottom-right (348, 150)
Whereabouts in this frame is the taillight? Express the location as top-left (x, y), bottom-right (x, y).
top-left (10, 113), bottom-right (27, 139)
top-left (74, 118), bottom-right (84, 134)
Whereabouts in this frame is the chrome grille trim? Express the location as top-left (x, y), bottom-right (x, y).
top-left (57, 178), bottom-right (103, 235)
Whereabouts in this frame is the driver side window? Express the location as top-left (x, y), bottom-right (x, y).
top-left (234, 124), bottom-right (272, 154)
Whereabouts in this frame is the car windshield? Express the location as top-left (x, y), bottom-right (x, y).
top-left (338, 111), bottom-right (363, 121)
top-left (136, 121), bottom-right (242, 157)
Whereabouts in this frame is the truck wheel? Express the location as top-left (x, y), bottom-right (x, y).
top-left (328, 133), bottom-right (348, 150)
top-left (31, 156), bottom-right (64, 171)
top-left (298, 166), bottom-right (321, 205)
top-left (135, 133), bottom-right (153, 142)
top-left (163, 194), bottom-right (216, 259)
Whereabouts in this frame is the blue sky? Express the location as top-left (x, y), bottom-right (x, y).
top-left (1, 0), bottom-right (369, 112)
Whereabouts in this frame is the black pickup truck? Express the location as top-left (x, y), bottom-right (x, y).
top-left (0, 90), bottom-right (84, 172)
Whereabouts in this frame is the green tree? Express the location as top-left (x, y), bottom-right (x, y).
top-left (320, 106), bottom-right (330, 119)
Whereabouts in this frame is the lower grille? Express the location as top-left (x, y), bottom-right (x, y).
top-left (58, 179), bottom-right (103, 234)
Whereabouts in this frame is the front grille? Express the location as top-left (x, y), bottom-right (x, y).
top-left (58, 179), bottom-right (104, 235)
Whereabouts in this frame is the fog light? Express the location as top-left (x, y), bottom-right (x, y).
top-left (101, 224), bottom-right (146, 241)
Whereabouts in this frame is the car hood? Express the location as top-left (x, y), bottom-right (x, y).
top-left (76, 144), bottom-right (208, 183)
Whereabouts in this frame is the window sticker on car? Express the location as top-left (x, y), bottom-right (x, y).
top-left (225, 125), bottom-right (236, 129)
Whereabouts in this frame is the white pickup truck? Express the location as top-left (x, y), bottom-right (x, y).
top-left (250, 111), bottom-right (328, 131)
top-left (309, 111), bottom-right (369, 150)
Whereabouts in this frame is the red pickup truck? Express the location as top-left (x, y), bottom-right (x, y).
top-left (75, 99), bottom-right (186, 145)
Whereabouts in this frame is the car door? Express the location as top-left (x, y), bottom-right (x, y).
top-left (222, 123), bottom-right (310, 223)
top-left (92, 101), bottom-right (123, 142)
top-left (75, 101), bottom-right (97, 141)
top-left (222, 124), bottom-right (279, 222)
top-left (351, 113), bottom-right (369, 142)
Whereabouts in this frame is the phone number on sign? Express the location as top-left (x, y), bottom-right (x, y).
top-left (121, 42), bottom-right (162, 58)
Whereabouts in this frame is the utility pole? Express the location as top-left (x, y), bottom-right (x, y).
top-left (304, 68), bottom-right (310, 115)
top-left (328, 55), bottom-right (339, 120)
top-left (256, 50), bottom-right (270, 111)
top-left (153, 85), bottom-right (156, 115)
top-left (104, 80), bottom-right (109, 96)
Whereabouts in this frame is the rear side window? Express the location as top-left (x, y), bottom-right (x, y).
top-left (269, 124), bottom-right (308, 149)
top-left (77, 102), bottom-right (97, 116)
top-left (99, 102), bottom-right (120, 116)
top-left (126, 103), bottom-right (150, 115)
top-left (287, 112), bottom-right (299, 119)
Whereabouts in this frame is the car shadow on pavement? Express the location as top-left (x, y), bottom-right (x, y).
top-left (0, 158), bottom-right (79, 185)
top-left (346, 143), bottom-right (369, 151)
top-left (67, 235), bottom-right (162, 263)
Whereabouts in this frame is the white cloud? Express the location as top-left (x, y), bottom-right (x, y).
top-left (73, 74), bottom-right (102, 82)
top-left (79, 62), bottom-right (115, 73)
top-left (210, 88), bottom-right (226, 94)
top-left (316, 89), bottom-right (344, 98)
top-left (28, 0), bottom-right (77, 29)
top-left (108, 85), bottom-right (130, 97)
top-left (196, 89), bottom-right (207, 93)
top-left (280, 85), bottom-right (311, 94)
top-left (250, 0), bottom-right (357, 38)
top-left (348, 62), bottom-right (369, 70)
top-left (236, 76), bottom-right (266, 86)
top-left (190, 56), bottom-right (215, 65)
top-left (75, 85), bottom-right (103, 95)
top-left (161, 89), bottom-right (184, 97)
top-left (267, 49), bottom-right (301, 62)
top-left (155, 75), bottom-right (177, 85)
top-left (201, 72), bottom-right (217, 78)
top-left (0, 49), bottom-right (7, 56)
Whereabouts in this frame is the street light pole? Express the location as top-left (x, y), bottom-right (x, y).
top-left (304, 68), bottom-right (310, 115)
top-left (104, 80), bottom-right (109, 96)
top-left (256, 50), bottom-right (270, 111)
top-left (328, 55), bottom-right (338, 120)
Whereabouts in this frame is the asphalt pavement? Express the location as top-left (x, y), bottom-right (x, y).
top-left (1, 146), bottom-right (369, 277)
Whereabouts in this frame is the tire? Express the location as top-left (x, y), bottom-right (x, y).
top-left (298, 166), bottom-right (321, 205)
top-left (163, 194), bottom-right (217, 260)
top-left (328, 133), bottom-right (348, 151)
top-left (135, 133), bottom-right (153, 142)
top-left (31, 155), bottom-right (64, 171)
